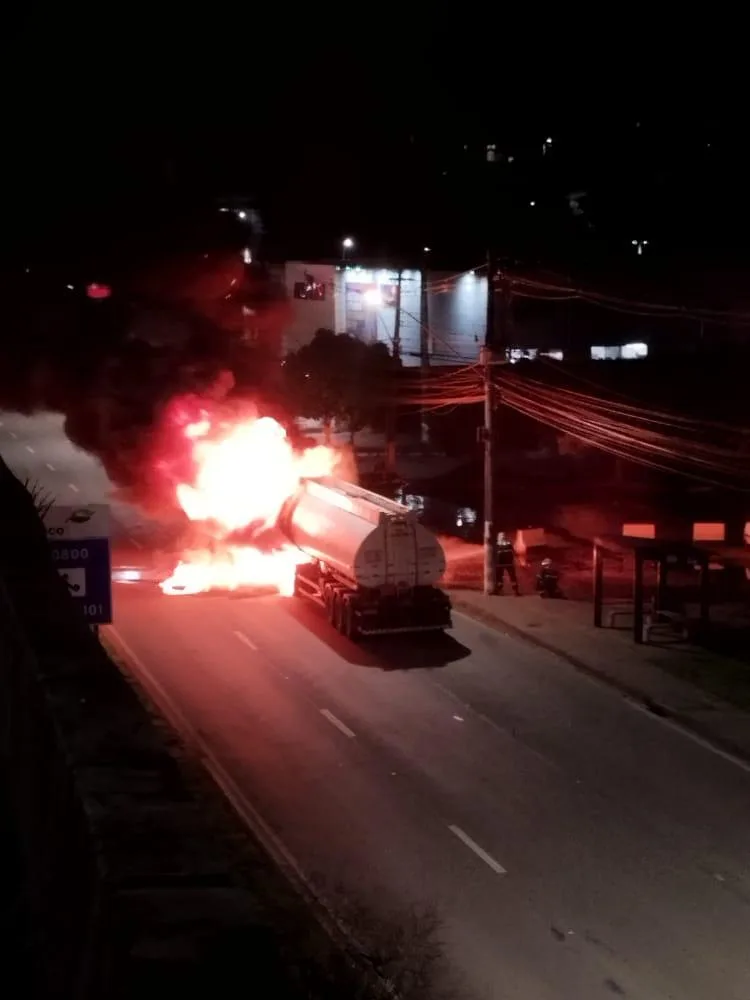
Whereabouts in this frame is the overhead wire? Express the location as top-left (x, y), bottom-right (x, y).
top-left (505, 272), bottom-right (750, 327)
top-left (379, 347), bottom-right (750, 487)
top-left (501, 389), bottom-right (743, 490)
top-left (497, 373), bottom-right (750, 489)
top-left (508, 371), bottom-right (750, 437)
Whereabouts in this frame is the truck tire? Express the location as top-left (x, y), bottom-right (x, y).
top-left (332, 591), bottom-right (344, 632)
top-left (343, 597), bottom-right (360, 640)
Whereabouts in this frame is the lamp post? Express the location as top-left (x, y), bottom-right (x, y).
top-left (341, 236), bottom-right (354, 262)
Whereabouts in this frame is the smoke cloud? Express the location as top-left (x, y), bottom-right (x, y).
top-left (0, 250), bottom-right (292, 514)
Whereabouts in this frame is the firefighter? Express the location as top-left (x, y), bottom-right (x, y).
top-left (496, 531), bottom-right (520, 595)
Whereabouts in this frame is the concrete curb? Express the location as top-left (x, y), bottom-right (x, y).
top-left (451, 596), bottom-right (750, 768)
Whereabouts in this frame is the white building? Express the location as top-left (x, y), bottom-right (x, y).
top-left (279, 261), bottom-right (486, 366)
top-left (278, 261), bottom-right (651, 365)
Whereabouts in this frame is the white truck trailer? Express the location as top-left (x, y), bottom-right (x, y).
top-left (278, 477), bottom-right (452, 638)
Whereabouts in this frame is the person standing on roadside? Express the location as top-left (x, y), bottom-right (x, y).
top-left (496, 531), bottom-right (520, 595)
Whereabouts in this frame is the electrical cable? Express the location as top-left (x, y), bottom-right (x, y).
top-left (498, 376), bottom-right (750, 489)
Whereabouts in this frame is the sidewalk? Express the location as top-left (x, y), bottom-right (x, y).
top-left (449, 588), bottom-right (750, 765)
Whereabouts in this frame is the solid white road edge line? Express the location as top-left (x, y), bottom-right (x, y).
top-left (25, 445), bottom-right (34, 454)
top-left (453, 609), bottom-right (750, 777)
top-left (624, 697), bottom-right (750, 775)
top-left (320, 709), bottom-right (356, 740)
top-left (45, 462), bottom-right (55, 471)
top-left (448, 824), bottom-right (507, 875)
top-left (103, 625), bottom-right (381, 979)
top-left (233, 629), bottom-right (258, 651)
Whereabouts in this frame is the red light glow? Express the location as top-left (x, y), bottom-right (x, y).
top-left (158, 404), bottom-right (339, 596)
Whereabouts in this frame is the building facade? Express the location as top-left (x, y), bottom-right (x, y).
top-left (279, 261), bottom-right (486, 365)
top-left (277, 260), bottom-right (714, 364)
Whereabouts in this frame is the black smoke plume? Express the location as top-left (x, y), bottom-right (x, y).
top-left (0, 245), bottom-right (291, 514)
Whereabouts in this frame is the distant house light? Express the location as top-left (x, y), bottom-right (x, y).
top-left (591, 343), bottom-right (648, 361)
top-left (621, 341), bottom-right (648, 359)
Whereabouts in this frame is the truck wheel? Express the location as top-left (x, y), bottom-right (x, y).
top-left (332, 592), bottom-right (344, 632)
top-left (343, 599), bottom-right (359, 640)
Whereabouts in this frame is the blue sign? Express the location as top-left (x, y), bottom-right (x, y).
top-left (49, 537), bottom-right (113, 624)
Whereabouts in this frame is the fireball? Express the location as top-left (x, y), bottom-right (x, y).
top-left (159, 408), bottom-right (338, 596)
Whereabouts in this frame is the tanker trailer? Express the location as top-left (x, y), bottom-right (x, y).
top-left (278, 477), bottom-right (452, 638)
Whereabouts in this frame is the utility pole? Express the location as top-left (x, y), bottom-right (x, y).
top-left (420, 258), bottom-right (431, 445)
top-left (392, 268), bottom-right (402, 361)
top-left (482, 250), bottom-right (497, 596)
top-left (385, 269), bottom-right (403, 474)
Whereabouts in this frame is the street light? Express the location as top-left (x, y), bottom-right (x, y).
top-left (341, 236), bottom-right (354, 262)
top-left (632, 239), bottom-right (649, 256)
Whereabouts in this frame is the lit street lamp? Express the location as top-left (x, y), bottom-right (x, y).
top-left (632, 239), bottom-right (649, 256)
top-left (341, 236), bottom-right (354, 261)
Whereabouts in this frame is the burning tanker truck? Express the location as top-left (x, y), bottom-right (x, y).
top-left (278, 476), bottom-right (453, 639)
top-left (156, 406), bottom-right (452, 637)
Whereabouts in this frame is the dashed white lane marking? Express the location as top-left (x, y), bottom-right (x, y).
top-left (68, 483), bottom-right (79, 492)
top-left (448, 825), bottom-right (507, 875)
top-left (45, 462), bottom-right (55, 471)
top-left (233, 629), bottom-right (258, 651)
top-left (320, 709), bottom-right (356, 739)
top-left (9, 431), bottom-right (16, 439)
top-left (25, 445), bottom-right (35, 454)
top-left (131, 537), bottom-right (144, 550)
top-left (103, 626), bottom-right (354, 958)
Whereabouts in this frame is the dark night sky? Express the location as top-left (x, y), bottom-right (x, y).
top-left (1, 9), bottom-right (743, 275)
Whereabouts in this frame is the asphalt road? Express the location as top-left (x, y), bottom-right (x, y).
top-left (3, 409), bottom-right (750, 1000)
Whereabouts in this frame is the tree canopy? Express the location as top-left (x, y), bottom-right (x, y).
top-left (284, 329), bottom-right (398, 439)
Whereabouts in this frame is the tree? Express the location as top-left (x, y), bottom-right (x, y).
top-left (285, 329), bottom-right (397, 444)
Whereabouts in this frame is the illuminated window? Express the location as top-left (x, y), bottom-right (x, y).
top-left (591, 345), bottom-right (621, 360)
top-left (591, 343), bottom-right (648, 360)
top-left (507, 348), bottom-right (563, 363)
top-left (621, 341), bottom-right (648, 359)
top-left (509, 348), bottom-right (538, 362)
top-left (293, 279), bottom-right (326, 301)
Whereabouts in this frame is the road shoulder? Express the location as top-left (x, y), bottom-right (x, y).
top-left (449, 589), bottom-right (750, 767)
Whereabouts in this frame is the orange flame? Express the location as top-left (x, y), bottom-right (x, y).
top-left (159, 414), bottom-right (338, 595)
